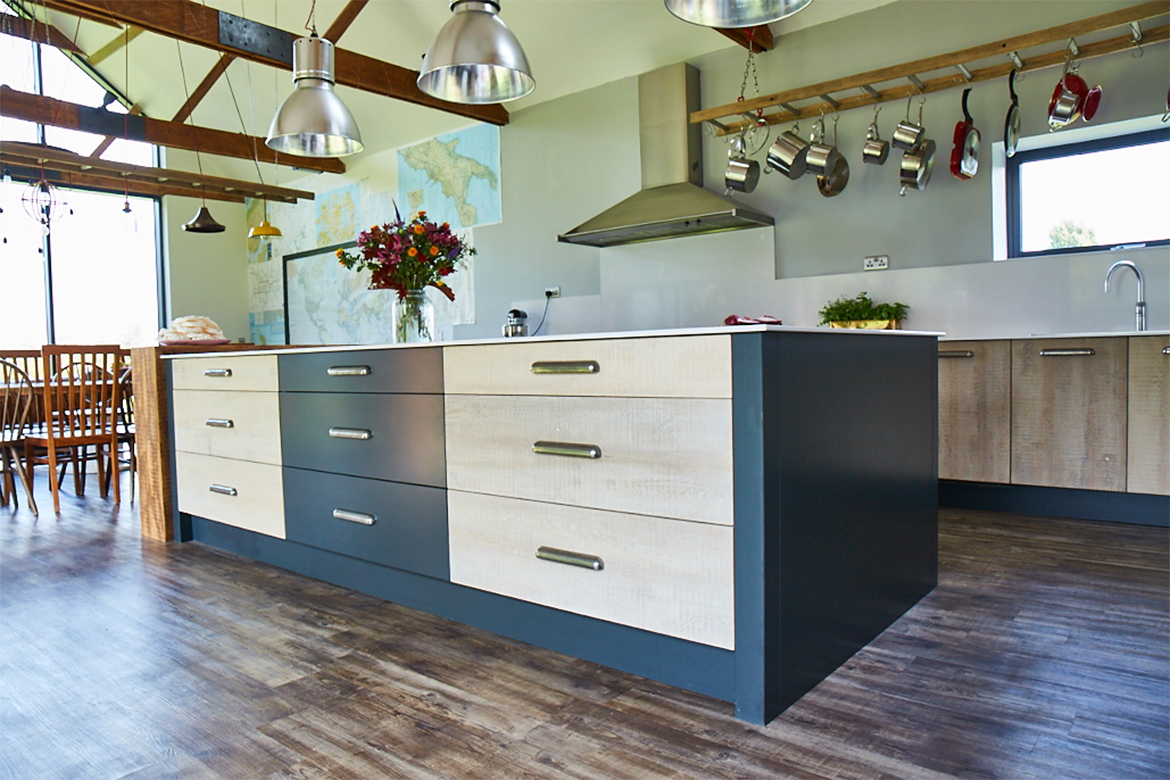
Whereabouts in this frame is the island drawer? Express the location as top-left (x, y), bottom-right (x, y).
top-left (171, 355), bottom-right (279, 392)
top-left (444, 394), bottom-right (733, 525)
top-left (279, 348), bottom-right (443, 395)
top-left (448, 491), bottom-right (734, 649)
top-left (175, 452), bottom-right (285, 538)
top-left (172, 390), bottom-right (282, 465)
top-left (284, 468), bottom-right (448, 579)
top-left (442, 335), bottom-right (732, 398)
top-left (280, 392), bottom-right (446, 487)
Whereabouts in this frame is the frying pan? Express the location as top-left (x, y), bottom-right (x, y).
top-left (1004, 70), bottom-right (1021, 158)
top-left (1048, 68), bottom-right (1088, 130)
top-left (950, 88), bottom-right (980, 180)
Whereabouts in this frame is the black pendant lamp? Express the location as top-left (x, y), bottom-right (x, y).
top-left (183, 204), bottom-right (226, 233)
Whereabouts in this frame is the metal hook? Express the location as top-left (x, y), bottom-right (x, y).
top-left (1129, 21), bottom-right (1145, 58)
top-left (954, 63), bottom-right (973, 84)
top-left (872, 104), bottom-right (882, 122)
top-left (1007, 51), bottom-right (1025, 81)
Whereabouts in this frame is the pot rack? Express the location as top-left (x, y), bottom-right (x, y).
top-left (0, 141), bottom-right (315, 204)
top-left (695, 1), bottom-right (1169, 136)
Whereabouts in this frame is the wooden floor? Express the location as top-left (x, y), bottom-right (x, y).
top-left (2, 478), bottom-right (1167, 780)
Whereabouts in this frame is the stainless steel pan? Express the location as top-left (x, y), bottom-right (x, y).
top-left (765, 124), bottom-right (809, 180)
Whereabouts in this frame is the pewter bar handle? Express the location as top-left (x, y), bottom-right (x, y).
top-left (332, 508), bottom-right (375, 526)
top-left (938, 350), bottom-right (975, 358)
top-left (536, 546), bottom-right (604, 571)
top-left (1040, 348), bottom-right (1095, 357)
top-left (208, 484), bottom-right (238, 496)
top-left (329, 427), bottom-right (372, 440)
top-left (327, 365), bottom-right (371, 377)
top-left (205, 418), bottom-right (234, 428)
top-left (530, 360), bottom-right (600, 374)
top-left (532, 441), bottom-right (602, 459)
top-left (203, 368), bottom-right (232, 377)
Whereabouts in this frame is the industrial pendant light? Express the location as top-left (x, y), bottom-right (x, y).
top-left (248, 199), bottom-right (282, 241)
top-left (266, 35), bottom-right (363, 157)
top-left (417, 0), bottom-right (534, 104)
top-left (183, 204), bottom-right (226, 233)
top-left (664, 0), bottom-right (815, 28)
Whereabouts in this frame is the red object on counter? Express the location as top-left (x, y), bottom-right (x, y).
top-left (725, 315), bottom-right (783, 326)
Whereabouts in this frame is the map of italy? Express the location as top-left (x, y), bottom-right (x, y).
top-left (397, 124), bottom-right (501, 228)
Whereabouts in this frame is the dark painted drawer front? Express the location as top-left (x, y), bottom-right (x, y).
top-left (280, 393), bottom-right (446, 487)
top-left (283, 467), bottom-right (449, 579)
top-left (279, 348), bottom-right (443, 394)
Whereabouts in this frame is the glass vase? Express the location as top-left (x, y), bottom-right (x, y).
top-left (393, 289), bottom-right (434, 344)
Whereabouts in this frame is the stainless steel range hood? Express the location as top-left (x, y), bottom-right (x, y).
top-left (558, 63), bottom-right (773, 248)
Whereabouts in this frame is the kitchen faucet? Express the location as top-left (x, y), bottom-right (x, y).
top-left (1104, 259), bottom-right (1146, 332)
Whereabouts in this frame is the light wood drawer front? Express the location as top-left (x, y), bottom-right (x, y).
top-left (171, 355), bottom-right (279, 392)
top-left (445, 395), bottom-right (733, 525)
top-left (1128, 336), bottom-right (1170, 495)
top-left (448, 491), bottom-right (734, 649)
top-left (443, 335), bottom-right (731, 398)
top-left (172, 390), bottom-right (282, 465)
top-left (175, 452), bottom-right (285, 539)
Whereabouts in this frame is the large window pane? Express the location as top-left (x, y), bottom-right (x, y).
top-left (49, 189), bottom-right (159, 346)
top-left (0, 181), bottom-right (49, 348)
top-left (1, 23), bottom-right (39, 144)
top-left (1016, 136), bottom-right (1170, 254)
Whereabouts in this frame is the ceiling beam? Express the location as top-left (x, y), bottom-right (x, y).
top-left (0, 85), bottom-right (346, 174)
top-left (0, 12), bottom-right (86, 54)
top-left (172, 54), bottom-right (234, 124)
top-left (85, 23), bottom-right (142, 65)
top-left (88, 103), bottom-right (141, 158)
top-left (716, 25), bottom-right (774, 53)
top-left (38, 0), bottom-right (510, 127)
top-left (0, 141), bottom-right (316, 203)
top-left (1, 163), bottom-right (247, 203)
top-left (323, 0), bottom-right (369, 43)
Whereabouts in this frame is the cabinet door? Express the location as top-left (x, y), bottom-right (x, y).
top-left (938, 340), bottom-right (1010, 483)
top-left (1128, 336), bottom-right (1170, 495)
top-left (1011, 338), bottom-right (1127, 491)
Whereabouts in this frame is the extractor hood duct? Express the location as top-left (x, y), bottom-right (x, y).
top-left (558, 63), bottom-right (773, 248)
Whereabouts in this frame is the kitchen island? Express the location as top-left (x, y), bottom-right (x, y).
top-left (165, 325), bottom-right (939, 724)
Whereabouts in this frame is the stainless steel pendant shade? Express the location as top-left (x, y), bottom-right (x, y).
top-left (266, 35), bottom-right (363, 158)
top-left (664, 0), bottom-right (815, 28)
top-left (182, 205), bottom-right (226, 233)
top-left (417, 0), bottom-right (534, 104)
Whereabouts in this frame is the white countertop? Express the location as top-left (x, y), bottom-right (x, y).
top-left (939, 330), bottom-right (1170, 342)
top-left (162, 324), bottom-right (943, 359)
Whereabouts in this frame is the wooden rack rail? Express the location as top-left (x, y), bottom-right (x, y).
top-left (0, 141), bottom-right (315, 204)
top-left (695, 1), bottom-right (1169, 136)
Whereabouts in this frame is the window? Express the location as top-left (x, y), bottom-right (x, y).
top-left (1, 14), bottom-right (161, 348)
top-left (1005, 128), bottom-right (1170, 257)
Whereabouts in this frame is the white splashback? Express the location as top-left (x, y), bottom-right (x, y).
top-left (598, 229), bottom-right (1170, 338)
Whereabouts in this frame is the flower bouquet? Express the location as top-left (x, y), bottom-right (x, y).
top-left (337, 206), bottom-right (475, 342)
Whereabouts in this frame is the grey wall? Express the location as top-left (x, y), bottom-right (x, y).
top-left (457, 0), bottom-right (1169, 339)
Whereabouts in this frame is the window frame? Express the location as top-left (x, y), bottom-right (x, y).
top-left (1005, 126), bottom-right (1170, 259)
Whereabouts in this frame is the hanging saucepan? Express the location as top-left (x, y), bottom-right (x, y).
top-left (725, 135), bottom-right (760, 194)
top-left (1048, 56), bottom-right (1089, 130)
top-left (893, 95), bottom-right (926, 150)
top-left (1082, 84), bottom-right (1103, 122)
top-left (765, 124), bottom-right (809, 180)
top-left (816, 114), bottom-right (849, 197)
top-left (900, 138), bottom-right (936, 196)
top-left (862, 105), bottom-right (889, 165)
top-left (1004, 69), bottom-right (1021, 158)
top-left (805, 115), bottom-right (841, 177)
top-left (950, 87), bottom-right (980, 180)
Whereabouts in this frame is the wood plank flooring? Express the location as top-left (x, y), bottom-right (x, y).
top-left (2, 477), bottom-right (1167, 779)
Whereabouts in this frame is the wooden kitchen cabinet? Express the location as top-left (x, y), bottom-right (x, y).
top-left (938, 340), bottom-right (1011, 483)
top-left (1011, 338), bottom-right (1128, 492)
top-left (1127, 336), bottom-right (1170, 496)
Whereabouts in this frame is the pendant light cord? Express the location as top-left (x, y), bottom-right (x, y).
top-left (304, 0), bottom-right (318, 34)
top-left (174, 40), bottom-right (208, 205)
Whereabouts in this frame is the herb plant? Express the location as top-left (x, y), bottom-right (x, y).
top-left (818, 292), bottom-right (909, 325)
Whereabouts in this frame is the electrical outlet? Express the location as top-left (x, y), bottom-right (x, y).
top-left (864, 255), bottom-right (889, 271)
top-left (545, 287), bottom-right (561, 298)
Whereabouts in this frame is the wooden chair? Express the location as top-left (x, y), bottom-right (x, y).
top-left (24, 345), bottom-right (123, 513)
top-left (1, 360), bottom-right (38, 515)
top-left (103, 364), bottom-right (136, 501)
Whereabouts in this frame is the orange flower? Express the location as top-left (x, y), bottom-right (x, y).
top-left (408, 247), bottom-right (418, 257)
top-left (429, 246), bottom-right (439, 256)
top-left (441, 222), bottom-right (449, 230)
top-left (335, 249), bottom-right (344, 257)
top-left (414, 224), bottom-right (426, 235)
top-left (417, 210), bottom-right (426, 218)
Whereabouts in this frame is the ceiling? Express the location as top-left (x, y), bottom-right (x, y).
top-left (11, 0), bottom-right (899, 180)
